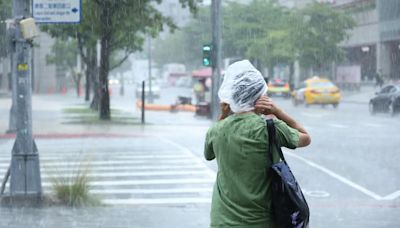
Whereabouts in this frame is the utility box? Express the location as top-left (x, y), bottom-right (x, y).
top-left (20, 18), bottom-right (39, 40)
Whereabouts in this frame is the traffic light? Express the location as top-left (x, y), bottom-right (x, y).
top-left (202, 44), bottom-right (212, 67)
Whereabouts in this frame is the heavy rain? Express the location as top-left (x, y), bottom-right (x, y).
top-left (0, 0), bottom-right (399, 227)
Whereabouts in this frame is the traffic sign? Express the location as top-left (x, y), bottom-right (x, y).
top-left (32, 0), bottom-right (81, 24)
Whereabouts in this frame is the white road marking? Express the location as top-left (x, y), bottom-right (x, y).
top-left (300, 112), bottom-right (327, 118)
top-left (382, 190), bottom-right (400, 200)
top-left (39, 164), bottom-right (205, 173)
top-left (156, 136), bottom-right (217, 180)
top-left (103, 198), bottom-right (212, 205)
top-left (90, 188), bottom-right (212, 195)
top-left (0, 158), bottom-right (203, 168)
top-left (0, 137), bottom-right (217, 205)
top-left (39, 170), bottom-right (208, 178)
top-left (363, 123), bottom-right (383, 128)
top-left (285, 151), bottom-right (399, 201)
top-left (0, 154), bottom-right (193, 161)
top-left (327, 123), bottom-right (349, 129)
top-left (41, 178), bottom-right (214, 187)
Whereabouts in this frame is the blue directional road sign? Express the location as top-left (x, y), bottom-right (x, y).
top-left (32, 0), bottom-right (81, 24)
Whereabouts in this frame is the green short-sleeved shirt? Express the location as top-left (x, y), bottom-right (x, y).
top-left (204, 113), bottom-right (299, 228)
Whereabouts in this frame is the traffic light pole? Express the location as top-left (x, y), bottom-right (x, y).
top-left (211, 0), bottom-right (222, 121)
top-left (1, 0), bottom-right (42, 206)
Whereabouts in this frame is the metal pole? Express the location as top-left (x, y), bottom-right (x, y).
top-left (6, 0), bottom-right (42, 205)
top-left (147, 36), bottom-right (153, 104)
top-left (211, 0), bottom-right (222, 121)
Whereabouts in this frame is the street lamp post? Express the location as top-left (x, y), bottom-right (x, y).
top-left (1, 0), bottom-right (42, 206)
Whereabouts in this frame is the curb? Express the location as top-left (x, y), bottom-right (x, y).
top-left (135, 101), bottom-right (196, 112)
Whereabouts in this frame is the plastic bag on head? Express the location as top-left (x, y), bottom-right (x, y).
top-left (218, 60), bottom-right (267, 113)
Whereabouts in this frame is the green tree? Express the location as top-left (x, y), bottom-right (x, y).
top-left (93, 0), bottom-right (199, 120)
top-left (41, 0), bottom-right (100, 105)
top-left (153, 7), bottom-right (211, 70)
top-left (223, 0), bottom-right (292, 76)
top-left (43, 0), bottom-right (200, 120)
top-left (46, 39), bottom-right (83, 97)
top-left (290, 2), bottom-right (355, 74)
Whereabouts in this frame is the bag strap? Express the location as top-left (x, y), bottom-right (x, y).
top-left (266, 119), bottom-right (286, 162)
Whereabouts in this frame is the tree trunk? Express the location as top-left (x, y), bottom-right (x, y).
top-left (98, 5), bottom-right (112, 120)
top-left (84, 48), bottom-right (92, 102)
top-left (267, 62), bottom-right (274, 84)
top-left (76, 76), bottom-right (81, 97)
top-left (289, 62), bottom-right (294, 90)
top-left (89, 47), bottom-right (99, 110)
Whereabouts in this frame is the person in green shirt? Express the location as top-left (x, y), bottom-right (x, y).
top-left (204, 60), bottom-right (311, 228)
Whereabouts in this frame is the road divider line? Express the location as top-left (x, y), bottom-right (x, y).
top-left (284, 150), bottom-right (383, 200)
top-left (382, 190), bottom-right (400, 200)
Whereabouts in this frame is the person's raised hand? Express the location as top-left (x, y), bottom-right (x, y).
top-left (255, 95), bottom-right (280, 116)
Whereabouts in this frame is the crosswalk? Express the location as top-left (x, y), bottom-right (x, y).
top-left (0, 136), bottom-right (216, 206)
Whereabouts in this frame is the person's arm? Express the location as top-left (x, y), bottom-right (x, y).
top-left (255, 96), bottom-right (311, 147)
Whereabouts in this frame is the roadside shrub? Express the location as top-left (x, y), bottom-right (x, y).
top-left (50, 162), bottom-right (102, 207)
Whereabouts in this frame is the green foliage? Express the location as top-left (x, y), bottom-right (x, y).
top-left (42, 0), bottom-right (200, 119)
top-left (153, 7), bottom-right (211, 70)
top-left (152, 0), bottom-right (355, 74)
top-left (290, 2), bottom-right (355, 69)
top-left (46, 39), bottom-right (78, 71)
top-left (223, 0), bottom-right (288, 61)
top-left (50, 162), bottom-right (102, 207)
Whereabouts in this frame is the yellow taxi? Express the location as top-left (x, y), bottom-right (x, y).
top-left (267, 78), bottom-right (291, 98)
top-left (291, 77), bottom-right (341, 108)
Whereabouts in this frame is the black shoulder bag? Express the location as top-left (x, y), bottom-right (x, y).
top-left (266, 119), bottom-right (310, 228)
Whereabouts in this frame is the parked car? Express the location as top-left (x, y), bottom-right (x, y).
top-left (267, 78), bottom-right (291, 98)
top-left (136, 80), bottom-right (161, 99)
top-left (369, 83), bottom-right (400, 116)
top-left (291, 77), bottom-right (341, 108)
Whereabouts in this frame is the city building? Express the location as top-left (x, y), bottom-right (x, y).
top-left (280, 0), bottom-right (400, 81)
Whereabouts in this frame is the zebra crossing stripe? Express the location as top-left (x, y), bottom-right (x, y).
top-left (37, 164), bottom-right (205, 173)
top-left (0, 154), bottom-right (193, 161)
top-left (102, 198), bottom-right (212, 205)
top-left (90, 188), bottom-right (213, 194)
top-left (41, 178), bottom-right (215, 187)
top-left (0, 137), bottom-right (215, 205)
top-left (0, 158), bottom-right (203, 168)
top-left (33, 170), bottom-right (210, 179)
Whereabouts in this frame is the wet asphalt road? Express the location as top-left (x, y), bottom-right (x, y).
top-left (0, 86), bottom-right (399, 228)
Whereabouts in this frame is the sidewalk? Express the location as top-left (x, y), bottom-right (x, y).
top-left (0, 93), bottom-right (213, 228)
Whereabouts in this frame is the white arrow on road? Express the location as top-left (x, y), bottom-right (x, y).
top-left (285, 151), bottom-right (400, 201)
